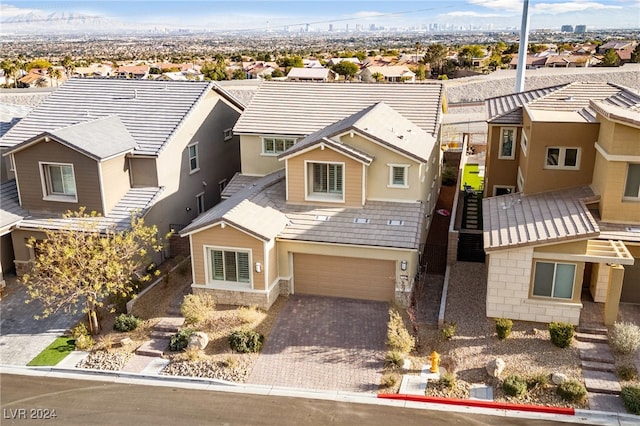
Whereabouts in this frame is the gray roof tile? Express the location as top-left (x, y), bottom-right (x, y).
top-left (0, 179), bottom-right (27, 232)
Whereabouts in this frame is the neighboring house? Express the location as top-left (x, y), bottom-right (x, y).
top-left (326, 58), bottom-right (361, 67)
top-left (73, 63), bottom-right (113, 78)
top-left (482, 82), bottom-right (640, 325)
top-left (360, 66), bottom-right (416, 83)
top-left (243, 61), bottom-right (280, 79)
top-left (597, 41), bottom-right (637, 54)
top-left (508, 54), bottom-right (550, 69)
top-left (116, 65), bottom-right (150, 79)
top-left (544, 54), bottom-right (589, 68)
top-left (180, 81), bottom-right (445, 309)
top-left (0, 79), bottom-right (245, 278)
top-left (286, 67), bottom-right (338, 82)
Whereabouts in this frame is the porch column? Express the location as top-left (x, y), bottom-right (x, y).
top-left (604, 264), bottom-right (625, 325)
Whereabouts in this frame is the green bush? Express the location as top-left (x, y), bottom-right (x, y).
top-left (503, 375), bottom-right (527, 397)
top-left (113, 313), bottom-right (142, 332)
top-left (441, 167), bottom-right (456, 186)
top-left (527, 373), bottom-right (549, 390)
top-left (610, 322), bottom-right (640, 355)
top-left (180, 293), bottom-right (216, 324)
top-left (616, 365), bottom-right (638, 381)
top-left (74, 334), bottom-right (95, 351)
top-left (386, 308), bottom-right (415, 354)
top-left (622, 385), bottom-right (640, 415)
top-left (441, 322), bottom-right (457, 340)
top-left (380, 374), bottom-right (398, 388)
top-left (495, 318), bottom-right (513, 340)
top-left (228, 330), bottom-right (264, 353)
top-left (385, 350), bottom-right (405, 368)
top-left (557, 379), bottom-right (587, 403)
top-left (71, 323), bottom-right (89, 339)
top-left (548, 322), bottom-right (574, 348)
top-left (169, 329), bottom-right (194, 352)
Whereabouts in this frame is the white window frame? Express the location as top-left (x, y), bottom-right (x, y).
top-left (305, 160), bottom-right (345, 203)
top-left (531, 261), bottom-right (576, 300)
top-left (262, 136), bottom-right (296, 155)
top-left (223, 128), bottom-right (233, 141)
top-left (387, 164), bottom-right (410, 188)
top-left (8, 154), bottom-right (15, 172)
top-left (205, 246), bottom-right (252, 288)
top-left (196, 192), bottom-right (205, 215)
top-left (521, 131), bottom-right (528, 156)
top-left (544, 146), bottom-right (581, 170)
top-left (623, 163), bottom-right (640, 201)
top-left (188, 142), bottom-right (199, 174)
top-left (493, 185), bottom-right (516, 196)
top-left (39, 161), bottom-right (78, 203)
top-left (498, 127), bottom-right (516, 160)
top-left (218, 178), bottom-right (227, 196)
top-left (517, 167), bottom-right (524, 193)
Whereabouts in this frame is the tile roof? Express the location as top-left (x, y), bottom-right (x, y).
top-left (287, 67), bottom-right (333, 80)
top-left (234, 81), bottom-right (443, 137)
top-left (220, 172), bottom-right (262, 199)
top-left (485, 84), bottom-right (567, 124)
top-left (0, 103), bottom-right (32, 138)
top-left (0, 79), bottom-right (215, 156)
top-left (483, 186), bottom-right (600, 251)
top-left (0, 179), bottom-right (27, 234)
top-left (182, 171), bottom-right (424, 250)
top-left (363, 66), bottom-right (415, 77)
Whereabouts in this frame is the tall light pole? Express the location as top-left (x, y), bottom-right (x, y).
top-left (515, 0), bottom-right (530, 93)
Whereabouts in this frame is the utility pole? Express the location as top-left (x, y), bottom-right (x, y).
top-left (515, 0), bottom-right (530, 93)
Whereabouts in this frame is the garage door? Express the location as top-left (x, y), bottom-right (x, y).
top-left (293, 254), bottom-right (395, 301)
top-left (621, 258), bottom-right (640, 304)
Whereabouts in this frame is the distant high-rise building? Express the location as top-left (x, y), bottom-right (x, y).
top-left (561, 25), bottom-right (574, 32)
top-left (575, 25), bottom-right (587, 33)
top-left (329, 24), bottom-right (333, 32)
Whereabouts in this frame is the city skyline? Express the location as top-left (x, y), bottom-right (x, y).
top-left (2, 0), bottom-right (639, 33)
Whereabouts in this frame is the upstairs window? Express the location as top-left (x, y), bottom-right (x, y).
top-left (624, 163), bottom-right (640, 200)
top-left (388, 164), bottom-right (409, 187)
top-left (308, 162), bottom-right (343, 201)
top-left (263, 137), bottom-right (296, 155)
top-left (188, 142), bottom-right (199, 173)
top-left (209, 248), bottom-right (251, 284)
top-left (41, 162), bottom-right (77, 202)
top-left (545, 147), bottom-right (580, 170)
top-left (499, 127), bottom-right (515, 160)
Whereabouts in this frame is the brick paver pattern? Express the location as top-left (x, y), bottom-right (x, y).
top-left (248, 295), bottom-right (389, 393)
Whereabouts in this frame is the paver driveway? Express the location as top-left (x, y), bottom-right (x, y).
top-left (247, 295), bottom-right (389, 393)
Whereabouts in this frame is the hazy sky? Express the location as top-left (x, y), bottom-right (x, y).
top-left (2, 0), bottom-right (639, 30)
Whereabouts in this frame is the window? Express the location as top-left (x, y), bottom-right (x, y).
top-left (532, 261), bottom-right (576, 300)
top-left (623, 164), bottom-right (640, 200)
top-left (208, 248), bottom-right (250, 284)
top-left (188, 142), bottom-right (199, 173)
top-left (493, 186), bottom-right (515, 196)
top-left (218, 179), bottom-right (227, 196)
top-left (8, 155), bottom-right (15, 172)
top-left (521, 132), bottom-right (528, 156)
top-left (262, 137), bottom-right (296, 155)
top-left (545, 147), bottom-right (580, 170)
top-left (223, 128), bottom-right (233, 141)
top-left (498, 127), bottom-right (515, 160)
top-left (388, 164), bottom-right (409, 187)
top-left (41, 162), bottom-right (77, 201)
top-left (307, 162), bottom-right (343, 201)
top-left (196, 192), bottom-right (205, 214)
top-left (517, 167), bottom-right (524, 193)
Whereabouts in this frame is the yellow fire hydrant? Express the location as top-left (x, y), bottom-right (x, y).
top-left (429, 351), bottom-right (440, 373)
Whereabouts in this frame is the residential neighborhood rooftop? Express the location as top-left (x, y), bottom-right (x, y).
top-left (0, 179), bottom-right (27, 233)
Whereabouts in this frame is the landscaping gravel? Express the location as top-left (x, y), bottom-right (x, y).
top-left (76, 350), bottom-right (133, 371)
top-left (162, 357), bottom-right (254, 382)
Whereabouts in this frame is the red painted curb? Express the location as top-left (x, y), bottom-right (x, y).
top-left (378, 394), bottom-right (575, 415)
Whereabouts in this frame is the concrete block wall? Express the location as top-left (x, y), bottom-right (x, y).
top-left (486, 248), bottom-right (581, 325)
top-left (447, 230), bottom-right (459, 264)
top-left (590, 263), bottom-right (610, 303)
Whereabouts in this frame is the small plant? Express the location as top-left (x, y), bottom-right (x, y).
top-left (495, 318), bottom-right (513, 340)
top-left (221, 356), bottom-right (237, 369)
top-left (548, 322), bottom-right (574, 348)
top-left (440, 371), bottom-right (457, 389)
top-left (97, 334), bottom-right (116, 351)
top-left (384, 350), bottom-right (405, 369)
top-left (380, 373), bottom-right (398, 389)
top-left (169, 328), bottom-right (194, 352)
top-left (113, 313), bottom-right (142, 332)
top-left (441, 322), bottom-right (457, 340)
top-left (557, 379), bottom-right (587, 403)
top-left (74, 334), bottom-right (95, 351)
top-left (527, 373), bottom-right (549, 390)
top-left (616, 365), bottom-right (638, 381)
top-left (180, 292), bottom-right (216, 324)
top-left (182, 347), bottom-right (203, 362)
top-left (622, 385), bottom-right (640, 415)
top-left (610, 322), bottom-right (640, 355)
top-left (441, 166), bottom-right (456, 186)
top-left (502, 375), bottom-right (527, 397)
top-left (237, 306), bottom-right (266, 325)
top-left (228, 330), bottom-right (264, 353)
top-left (386, 308), bottom-right (415, 354)
top-left (71, 323), bottom-right (89, 339)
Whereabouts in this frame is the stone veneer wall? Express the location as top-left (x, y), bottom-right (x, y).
top-left (14, 260), bottom-right (32, 277)
top-left (590, 263), bottom-right (610, 303)
top-left (486, 248), bottom-right (582, 325)
top-left (193, 281), bottom-right (280, 310)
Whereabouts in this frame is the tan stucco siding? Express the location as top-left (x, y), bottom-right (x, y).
top-left (11, 229), bottom-right (46, 262)
top-left (100, 155), bottom-right (131, 213)
top-left (485, 124), bottom-right (520, 196)
top-left (267, 242), bottom-right (278, 286)
top-left (13, 140), bottom-right (102, 213)
top-left (592, 153), bottom-right (640, 223)
top-left (286, 146), bottom-right (364, 207)
top-left (597, 116), bottom-right (640, 156)
top-left (189, 224), bottom-right (266, 290)
top-left (240, 134), bottom-right (287, 176)
top-left (129, 157), bottom-right (158, 188)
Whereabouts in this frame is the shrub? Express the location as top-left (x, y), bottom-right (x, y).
top-left (503, 375), bottom-right (527, 397)
top-left (617, 365), bottom-right (638, 381)
top-left (440, 371), bottom-right (457, 389)
top-left (495, 318), bottom-right (513, 340)
top-left (386, 308), bottom-right (415, 354)
top-left (113, 313), bottom-right (142, 332)
top-left (71, 323), bottom-right (89, 339)
top-left (74, 334), bottom-right (95, 351)
top-left (169, 328), bottom-right (194, 352)
top-left (180, 293), bottom-right (216, 324)
top-left (557, 379), bottom-right (587, 403)
top-left (622, 385), bottom-right (640, 415)
top-left (610, 322), bottom-right (640, 355)
top-left (385, 350), bottom-right (405, 369)
top-left (97, 334), bottom-right (115, 351)
top-left (527, 373), bottom-right (549, 390)
top-left (548, 322), bottom-right (574, 348)
top-left (380, 374), bottom-right (398, 388)
top-left (237, 306), bottom-right (266, 325)
top-left (228, 330), bottom-right (264, 353)
top-left (441, 322), bottom-right (457, 340)
top-left (441, 167), bottom-right (456, 186)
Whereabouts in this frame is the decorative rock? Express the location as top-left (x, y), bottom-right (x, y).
top-left (402, 359), bottom-right (412, 370)
top-left (187, 331), bottom-right (209, 350)
top-left (116, 337), bottom-right (133, 347)
top-left (486, 358), bottom-right (506, 378)
top-left (552, 372), bottom-right (568, 385)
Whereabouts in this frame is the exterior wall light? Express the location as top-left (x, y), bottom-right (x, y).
top-left (255, 262), bottom-right (262, 273)
top-left (400, 260), bottom-right (407, 271)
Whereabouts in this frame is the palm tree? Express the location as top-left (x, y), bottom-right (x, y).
top-left (49, 68), bottom-right (62, 87)
top-left (415, 42), bottom-right (422, 63)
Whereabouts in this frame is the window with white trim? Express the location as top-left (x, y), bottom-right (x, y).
top-left (208, 248), bottom-right (251, 284)
top-left (262, 137), bottom-right (296, 155)
top-left (517, 167), bottom-right (524, 193)
top-left (188, 142), bottom-right (199, 173)
top-left (41, 162), bottom-right (77, 201)
top-left (623, 163), bottom-right (640, 200)
top-left (532, 261), bottom-right (576, 300)
top-left (388, 164), bottom-right (409, 187)
top-left (223, 128), bottom-right (233, 141)
top-left (196, 192), bottom-right (205, 214)
top-left (308, 162), bottom-right (343, 200)
top-left (521, 132), bottom-right (528, 156)
top-left (545, 147), bottom-right (580, 170)
top-left (498, 127), bottom-right (515, 160)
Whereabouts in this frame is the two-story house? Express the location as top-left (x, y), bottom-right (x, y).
top-left (179, 81), bottom-right (444, 309)
top-left (0, 79), bottom-right (244, 280)
top-left (482, 82), bottom-right (640, 325)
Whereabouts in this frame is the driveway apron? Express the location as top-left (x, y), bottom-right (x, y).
top-left (248, 295), bottom-right (389, 393)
